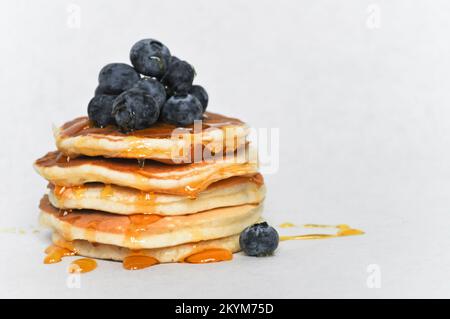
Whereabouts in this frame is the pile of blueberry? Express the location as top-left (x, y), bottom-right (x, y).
top-left (88, 38), bottom-right (209, 132)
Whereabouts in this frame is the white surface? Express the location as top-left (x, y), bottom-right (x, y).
top-left (1, 0), bottom-right (450, 298)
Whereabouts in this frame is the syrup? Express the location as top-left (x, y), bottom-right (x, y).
top-left (60, 112), bottom-right (245, 139)
top-left (123, 214), bottom-right (163, 247)
top-left (136, 191), bottom-right (155, 206)
top-left (100, 185), bottom-right (114, 199)
top-left (279, 222), bottom-right (295, 228)
top-left (183, 249), bottom-right (233, 264)
top-left (68, 258), bottom-right (97, 273)
top-left (54, 185), bottom-right (66, 197)
top-left (279, 223), bottom-right (364, 241)
top-left (53, 185), bottom-right (85, 199)
top-left (43, 245), bottom-right (75, 264)
top-left (84, 220), bottom-right (99, 243)
top-left (73, 185), bottom-right (86, 199)
top-left (123, 255), bottom-right (159, 270)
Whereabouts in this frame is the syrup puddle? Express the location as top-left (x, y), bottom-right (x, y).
top-left (183, 248), bottom-right (233, 264)
top-left (278, 223), bottom-right (364, 241)
top-left (68, 258), bottom-right (97, 273)
top-left (123, 255), bottom-right (159, 270)
top-left (44, 245), bottom-right (76, 264)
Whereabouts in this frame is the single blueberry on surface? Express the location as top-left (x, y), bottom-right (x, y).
top-left (98, 63), bottom-right (140, 95)
top-left (189, 85), bottom-right (208, 112)
top-left (239, 222), bottom-right (279, 257)
top-left (130, 39), bottom-right (171, 79)
top-left (112, 88), bottom-right (160, 132)
top-left (161, 59), bottom-right (195, 94)
top-left (87, 94), bottom-right (117, 128)
top-left (160, 94), bottom-right (203, 126)
top-left (133, 77), bottom-right (166, 109)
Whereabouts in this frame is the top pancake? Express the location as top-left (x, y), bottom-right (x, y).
top-left (54, 112), bottom-right (249, 163)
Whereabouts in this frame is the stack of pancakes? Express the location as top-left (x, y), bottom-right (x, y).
top-left (34, 112), bottom-right (266, 267)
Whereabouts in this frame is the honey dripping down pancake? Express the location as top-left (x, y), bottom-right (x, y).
top-left (54, 112), bottom-right (250, 162)
top-left (39, 195), bottom-right (263, 249)
top-left (48, 232), bottom-right (241, 270)
top-left (47, 174), bottom-right (265, 216)
top-left (34, 147), bottom-right (259, 196)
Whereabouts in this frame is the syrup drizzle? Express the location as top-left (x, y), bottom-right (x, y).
top-left (73, 186), bottom-right (86, 199)
top-left (123, 214), bottom-right (163, 247)
top-left (279, 222), bottom-right (295, 228)
top-left (278, 223), bottom-right (364, 241)
top-left (136, 191), bottom-right (156, 206)
top-left (53, 185), bottom-right (85, 199)
top-left (59, 112), bottom-right (244, 138)
top-left (54, 185), bottom-right (66, 196)
top-left (100, 185), bottom-right (114, 199)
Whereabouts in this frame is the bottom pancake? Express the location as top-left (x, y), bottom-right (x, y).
top-left (51, 232), bottom-right (241, 263)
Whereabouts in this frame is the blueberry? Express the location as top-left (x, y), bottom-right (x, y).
top-left (160, 94), bottom-right (203, 126)
top-left (169, 55), bottom-right (180, 65)
top-left (130, 39), bottom-right (171, 79)
top-left (112, 88), bottom-right (160, 132)
top-left (133, 78), bottom-right (166, 109)
top-left (163, 57), bottom-right (181, 96)
top-left (164, 85), bottom-right (175, 98)
top-left (189, 85), bottom-right (208, 112)
top-left (239, 222), bottom-right (279, 257)
top-left (94, 84), bottom-right (118, 96)
top-left (87, 94), bottom-right (117, 127)
top-left (94, 85), bottom-right (108, 96)
top-left (161, 59), bottom-right (195, 94)
top-left (98, 63), bottom-right (140, 95)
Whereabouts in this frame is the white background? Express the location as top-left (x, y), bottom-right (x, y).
top-left (1, 0), bottom-right (450, 298)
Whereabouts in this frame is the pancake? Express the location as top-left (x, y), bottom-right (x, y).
top-left (51, 232), bottom-right (241, 263)
top-left (54, 112), bottom-right (249, 163)
top-left (39, 195), bottom-right (263, 249)
top-left (34, 147), bottom-right (258, 196)
top-left (48, 174), bottom-right (266, 216)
